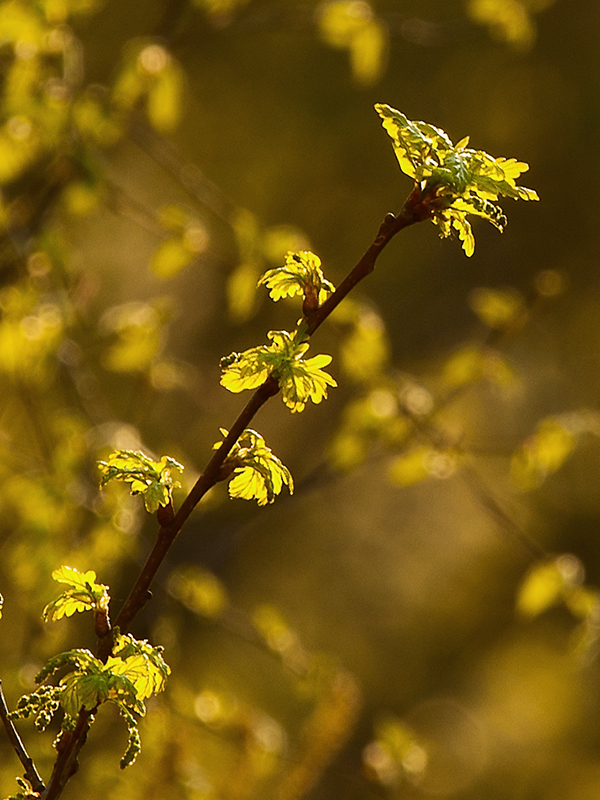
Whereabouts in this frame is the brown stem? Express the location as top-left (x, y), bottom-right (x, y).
top-left (0, 679), bottom-right (45, 795)
top-left (42, 709), bottom-right (94, 800)
top-left (305, 184), bottom-right (433, 336)
top-left (109, 373), bottom-right (281, 639)
top-left (40, 186), bottom-right (432, 797)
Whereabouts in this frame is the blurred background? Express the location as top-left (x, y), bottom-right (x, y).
top-left (2, 1), bottom-right (600, 798)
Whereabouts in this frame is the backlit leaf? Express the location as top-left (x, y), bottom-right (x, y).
top-left (42, 565), bottom-right (110, 622)
top-left (375, 103), bottom-right (538, 255)
top-left (258, 250), bottom-right (335, 305)
top-left (220, 329), bottom-right (337, 413)
top-left (98, 449), bottom-right (183, 513)
top-left (215, 428), bottom-right (293, 506)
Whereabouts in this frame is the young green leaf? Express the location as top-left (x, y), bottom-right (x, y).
top-left (215, 428), bottom-right (294, 506)
top-left (42, 566), bottom-right (110, 623)
top-left (258, 250), bottom-right (335, 305)
top-left (220, 329), bottom-right (337, 413)
top-left (110, 631), bottom-right (171, 702)
top-left (375, 103), bottom-right (538, 256)
top-left (98, 449), bottom-right (183, 513)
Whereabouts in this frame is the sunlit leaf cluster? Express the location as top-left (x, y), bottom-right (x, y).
top-left (375, 103), bottom-right (539, 255)
top-left (220, 329), bottom-right (337, 413)
top-left (258, 250), bottom-right (335, 306)
top-left (216, 428), bottom-right (294, 506)
top-left (21, 618), bottom-right (170, 767)
top-left (42, 566), bottom-right (109, 623)
top-left (98, 449), bottom-right (183, 513)
top-left (110, 631), bottom-right (171, 702)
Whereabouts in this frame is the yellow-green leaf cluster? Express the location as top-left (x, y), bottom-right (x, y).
top-left (220, 330), bottom-right (337, 413)
top-left (216, 428), bottom-right (293, 506)
top-left (375, 103), bottom-right (538, 256)
top-left (42, 566), bottom-right (110, 623)
top-left (109, 631), bottom-right (171, 702)
top-left (98, 449), bottom-right (183, 513)
top-left (258, 250), bottom-right (335, 305)
top-left (31, 633), bottom-right (170, 768)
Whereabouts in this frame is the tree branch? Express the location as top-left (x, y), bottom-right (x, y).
top-left (40, 186), bottom-right (431, 797)
top-left (0, 679), bottom-right (45, 796)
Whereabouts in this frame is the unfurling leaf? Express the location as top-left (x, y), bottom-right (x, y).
top-left (110, 631), bottom-right (171, 702)
top-left (375, 103), bottom-right (538, 255)
top-left (30, 632), bottom-right (170, 768)
top-left (220, 329), bottom-right (337, 413)
top-left (43, 566), bottom-right (110, 623)
top-left (98, 450), bottom-right (183, 512)
top-left (215, 428), bottom-right (293, 506)
top-left (258, 250), bottom-right (335, 305)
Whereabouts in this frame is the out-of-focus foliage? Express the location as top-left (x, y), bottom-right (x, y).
top-left (467, 0), bottom-right (558, 50)
top-left (317, 1), bottom-right (388, 86)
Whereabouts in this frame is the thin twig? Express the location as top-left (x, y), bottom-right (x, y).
top-left (0, 679), bottom-right (45, 795)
